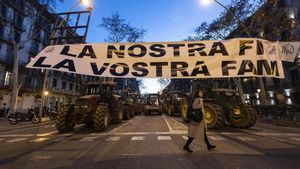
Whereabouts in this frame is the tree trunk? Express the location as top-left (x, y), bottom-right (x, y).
top-left (9, 41), bottom-right (19, 112)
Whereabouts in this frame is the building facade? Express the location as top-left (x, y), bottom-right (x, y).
top-left (0, 0), bottom-right (81, 112)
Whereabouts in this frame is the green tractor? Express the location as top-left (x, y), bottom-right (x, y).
top-left (180, 79), bottom-right (257, 129)
top-left (55, 79), bottom-right (124, 133)
top-left (164, 91), bottom-right (183, 116)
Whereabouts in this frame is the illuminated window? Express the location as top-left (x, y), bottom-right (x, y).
top-left (4, 71), bottom-right (12, 86)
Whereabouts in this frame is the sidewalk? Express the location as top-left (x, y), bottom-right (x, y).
top-left (0, 117), bottom-right (52, 133)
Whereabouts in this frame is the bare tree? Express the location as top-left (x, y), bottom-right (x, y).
top-left (100, 12), bottom-right (147, 43)
top-left (157, 78), bottom-right (171, 91)
top-left (6, 0), bottom-right (63, 112)
top-left (100, 12), bottom-right (147, 93)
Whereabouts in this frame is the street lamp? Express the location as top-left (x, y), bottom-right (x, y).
top-left (40, 0), bottom-right (93, 117)
top-left (44, 91), bottom-right (49, 96)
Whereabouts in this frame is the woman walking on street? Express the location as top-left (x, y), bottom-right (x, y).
top-left (183, 89), bottom-right (216, 153)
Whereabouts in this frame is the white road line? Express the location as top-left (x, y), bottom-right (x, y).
top-left (109, 119), bottom-right (134, 134)
top-left (209, 136), bottom-right (226, 141)
top-left (80, 137), bottom-right (98, 142)
top-left (169, 118), bottom-right (188, 129)
top-left (237, 136), bottom-right (255, 142)
top-left (290, 137), bottom-right (300, 141)
top-left (30, 138), bottom-right (50, 143)
top-left (182, 136), bottom-right (188, 140)
top-left (0, 134), bottom-right (35, 137)
top-left (162, 115), bottom-right (173, 132)
top-left (0, 138), bottom-right (4, 141)
top-left (131, 136), bottom-right (145, 141)
top-left (255, 132), bottom-right (300, 137)
top-left (157, 136), bottom-right (172, 141)
top-left (6, 138), bottom-right (27, 143)
top-left (36, 131), bottom-right (58, 137)
top-left (106, 136), bottom-right (120, 141)
top-left (54, 138), bottom-right (70, 142)
top-left (44, 125), bottom-right (55, 128)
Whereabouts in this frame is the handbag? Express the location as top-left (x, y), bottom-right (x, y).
top-left (188, 109), bottom-right (203, 122)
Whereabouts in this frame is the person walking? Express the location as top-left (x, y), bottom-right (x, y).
top-left (183, 90), bottom-right (216, 153)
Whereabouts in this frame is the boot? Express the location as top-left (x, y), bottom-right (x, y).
top-left (204, 128), bottom-right (216, 151)
top-left (183, 137), bottom-right (194, 153)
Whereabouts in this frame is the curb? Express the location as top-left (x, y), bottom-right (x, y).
top-left (0, 119), bottom-right (53, 133)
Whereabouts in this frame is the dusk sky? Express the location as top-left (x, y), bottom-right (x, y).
top-left (55, 0), bottom-right (231, 93)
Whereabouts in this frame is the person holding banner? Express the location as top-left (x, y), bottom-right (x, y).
top-left (183, 90), bottom-right (216, 153)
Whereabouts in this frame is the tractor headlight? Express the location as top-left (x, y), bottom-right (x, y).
top-left (81, 105), bottom-right (88, 109)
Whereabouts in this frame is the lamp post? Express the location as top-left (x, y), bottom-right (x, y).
top-left (40, 0), bottom-right (93, 116)
top-left (200, 0), bottom-right (267, 105)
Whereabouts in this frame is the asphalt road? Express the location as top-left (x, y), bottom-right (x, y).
top-left (0, 114), bottom-right (299, 169)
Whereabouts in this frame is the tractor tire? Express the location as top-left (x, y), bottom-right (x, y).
top-left (110, 101), bottom-right (123, 124)
top-left (167, 105), bottom-right (174, 116)
top-left (204, 103), bottom-right (225, 129)
top-left (93, 105), bottom-right (110, 131)
top-left (55, 105), bottom-right (75, 133)
top-left (180, 96), bottom-right (189, 122)
top-left (123, 105), bottom-right (130, 120)
top-left (226, 104), bottom-right (257, 129)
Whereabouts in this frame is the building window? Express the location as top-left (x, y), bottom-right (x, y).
top-left (0, 3), bottom-right (7, 18)
top-left (290, 69), bottom-right (299, 82)
top-left (52, 78), bottom-right (57, 88)
top-left (62, 81), bottom-right (66, 90)
top-left (69, 83), bottom-right (73, 91)
top-left (4, 71), bottom-right (12, 86)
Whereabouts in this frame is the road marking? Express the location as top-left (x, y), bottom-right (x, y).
top-left (209, 136), bottom-right (226, 141)
top-left (36, 131), bottom-right (58, 137)
top-left (6, 138), bottom-right (27, 143)
top-left (131, 136), bottom-right (145, 141)
top-left (80, 137), bottom-right (98, 142)
top-left (45, 125), bottom-right (55, 128)
top-left (30, 137), bottom-right (50, 143)
top-left (106, 136), bottom-right (120, 141)
top-left (162, 115), bottom-right (173, 132)
top-left (255, 132), bottom-right (300, 137)
top-left (290, 137), bottom-right (300, 141)
top-left (268, 137), bottom-right (286, 142)
top-left (92, 131), bottom-right (187, 136)
top-left (0, 134), bottom-right (35, 137)
top-left (182, 136), bottom-right (188, 140)
top-left (157, 136), bottom-right (172, 141)
top-left (54, 137), bottom-right (70, 142)
top-left (109, 119), bottom-right (134, 134)
top-left (169, 118), bottom-right (188, 129)
top-left (0, 138), bottom-right (4, 141)
top-left (237, 136), bottom-right (255, 141)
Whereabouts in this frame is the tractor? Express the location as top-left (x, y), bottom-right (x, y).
top-left (164, 91), bottom-right (183, 116)
top-left (55, 78), bottom-right (124, 133)
top-left (144, 93), bottom-right (164, 115)
top-left (180, 79), bottom-right (257, 129)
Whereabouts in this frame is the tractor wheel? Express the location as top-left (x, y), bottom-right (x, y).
top-left (180, 97), bottom-right (189, 122)
top-left (226, 104), bottom-right (257, 129)
top-left (123, 105), bottom-right (130, 120)
top-left (204, 103), bottom-right (225, 129)
top-left (55, 105), bottom-right (75, 133)
top-left (94, 105), bottom-right (109, 131)
top-left (110, 101), bottom-right (123, 124)
top-left (167, 105), bottom-right (174, 116)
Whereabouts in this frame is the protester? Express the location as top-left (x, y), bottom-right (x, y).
top-left (183, 90), bottom-right (216, 153)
